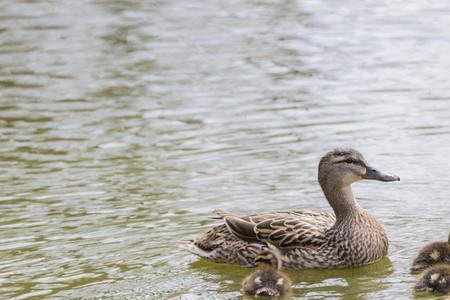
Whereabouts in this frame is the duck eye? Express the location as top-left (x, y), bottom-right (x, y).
top-left (345, 158), bottom-right (356, 164)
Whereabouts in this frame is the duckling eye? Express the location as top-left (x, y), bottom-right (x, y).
top-left (344, 158), bottom-right (356, 164)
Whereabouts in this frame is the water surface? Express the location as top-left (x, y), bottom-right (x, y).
top-left (1, 0), bottom-right (450, 299)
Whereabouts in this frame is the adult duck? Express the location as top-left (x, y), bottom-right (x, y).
top-left (179, 148), bottom-right (400, 269)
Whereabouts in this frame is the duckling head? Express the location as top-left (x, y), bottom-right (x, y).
top-left (318, 148), bottom-right (400, 188)
top-left (243, 247), bottom-right (291, 297)
top-left (411, 235), bottom-right (450, 273)
top-left (414, 264), bottom-right (450, 293)
top-left (242, 270), bottom-right (291, 297)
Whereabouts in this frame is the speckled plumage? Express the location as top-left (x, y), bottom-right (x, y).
top-left (411, 232), bottom-right (450, 273)
top-left (414, 264), bottom-right (450, 294)
top-left (179, 148), bottom-right (399, 269)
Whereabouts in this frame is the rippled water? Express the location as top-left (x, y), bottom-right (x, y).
top-left (1, 0), bottom-right (450, 299)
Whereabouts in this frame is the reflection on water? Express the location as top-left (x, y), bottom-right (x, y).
top-left (191, 258), bottom-right (393, 300)
top-left (1, 0), bottom-right (450, 299)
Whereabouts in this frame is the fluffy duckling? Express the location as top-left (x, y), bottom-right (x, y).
top-left (414, 264), bottom-right (450, 294)
top-left (242, 247), bottom-right (291, 297)
top-left (411, 231), bottom-right (450, 273)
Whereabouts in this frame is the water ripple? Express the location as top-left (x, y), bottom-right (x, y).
top-left (0, 0), bottom-right (450, 299)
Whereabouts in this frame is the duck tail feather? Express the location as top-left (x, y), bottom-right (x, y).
top-left (177, 240), bottom-right (211, 258)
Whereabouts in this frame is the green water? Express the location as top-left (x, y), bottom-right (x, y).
top-left (1, 0), bottom-right (450, 299)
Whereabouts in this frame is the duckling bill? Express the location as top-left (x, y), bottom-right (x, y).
top-left (411, 231), bottom-right (450, 273)
top-left (414, 264), bottom-right (450, 294)
top-left (242, 247), bottom-right (291, 297)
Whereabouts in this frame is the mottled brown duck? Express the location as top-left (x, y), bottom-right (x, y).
top-left (242, 246), bottom-right (291, 297)
top-left (411, 231), bottom-right (450, 273)
top-left (179, 148), bottom-right (400, 269)
top-left (414, 264), bottom-right (450, 294)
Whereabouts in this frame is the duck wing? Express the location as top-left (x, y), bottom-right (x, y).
top-left (223, 210), bottom-right (335, 248)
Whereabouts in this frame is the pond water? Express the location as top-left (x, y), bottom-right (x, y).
top-left (1, 0), bottom-right (450, 299)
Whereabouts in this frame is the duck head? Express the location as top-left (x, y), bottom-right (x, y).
top-left (318, 148), bottom-right (399, 219)
top-left (318, 148), bottom-right (400, 187)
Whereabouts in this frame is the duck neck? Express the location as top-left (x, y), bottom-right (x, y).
top-left (321, 181), bottom-right (360, 221)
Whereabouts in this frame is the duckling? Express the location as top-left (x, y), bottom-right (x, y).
top-left (242, 247), bottom-right (291, 297)
top-left (179, 148), bottom-right (400, 269)
top-left (411, 231), bottom-right (450, 273)
top-left (414, 264), bottom-right (450, 294)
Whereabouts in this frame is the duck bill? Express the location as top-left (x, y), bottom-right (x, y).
top-left (363, 166), bottom-right (400, 182)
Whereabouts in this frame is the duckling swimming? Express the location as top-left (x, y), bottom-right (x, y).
top-left (179, 148), bottom-right (400, 269)
top-left (414, 264), bottom-right (450, 294)
top-left (242, 247), bottom-right (291, 297)
top-left (411, 231), bottom-right (450, 273)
